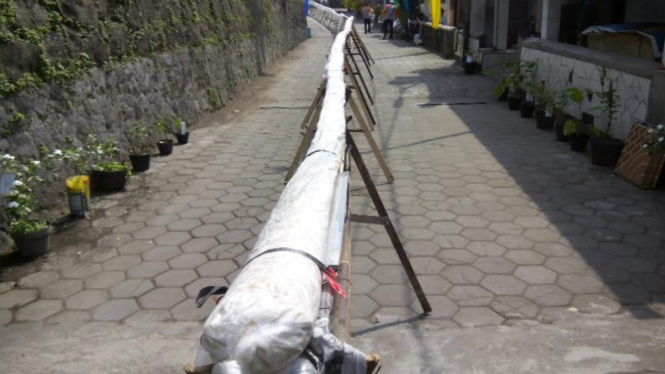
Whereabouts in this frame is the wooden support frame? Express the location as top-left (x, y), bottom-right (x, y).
top-left (347, 29), bottom-right (374, 80)
top-left (300, 81), bottom-right (326, 130)
top-left (351, 24), bottom-right (376, 65)
top-left (346, 131), bottom-right (432, 314)
top-left (344, 56), bottom-right (376, 127)
top-left (345, 43), bottom-right (374, 105)
top-left (285, 88), bottom-right (392, 184)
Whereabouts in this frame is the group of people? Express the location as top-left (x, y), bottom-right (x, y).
top-left (360, 1), bottom-right (397, 40)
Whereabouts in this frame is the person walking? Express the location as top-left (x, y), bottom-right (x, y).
top-left (361, 2), bottom-right (374, 34)
top-left (381, 0), bottom-right (398, 40)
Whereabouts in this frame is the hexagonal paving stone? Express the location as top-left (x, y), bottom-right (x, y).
top-left (196, 260), bottom-right (238, 278)
top-left (410, 257), bottom-right (445, 275)
top-left (413, 295), bottom-right (458, 318)
top-left (18, 271), bottom-right (60, 289)
top-left (118, 240), bottom-right (156, 255)
top-left (350, 295), bottom-right (379, 319)
top-left (461, 228), bottom-right (498, 241)
top-left (481, 275), bottom-right (527, 296)
top-left (156, 232), bottom-right (192, 246)
top-left (370, 284), bottom-right (415, 307)
top-left (453, 307), bottom-right (504, 327)
top-left (16, 300), bottom-right (63, 322)
top-left (571, 295), bottom-right (621, 315)
top-left (631, 274), bottom-right (665, 293)
top-left (40, 279), bottom-right (84, 299)
top-left (436, 249), bottom-right (477, 265)
top-left (0, 289), bottom-right (38, 309)
top-left (557, 274), bottom-right (604, 294)
top-left (496, 235), bottom-right (534, 250)
top-left (604, 284), bottom-right (650, 304)
top-left (474, 257), bottom-right (516, 274)
top-left (0, 310), bottom-right (11, 326)
top-left (525, 285), bottom-right (572, 306)
top-left (370, 265), bottom-right (408, 284)
top-left (169, 253), bottom-right (208, 269)
top-left (139, 288), bottom-right (186, 309)
top-left (84, 271), bottom-right (126, 289)
top-left (504, 250), bottom-right (545, 265)
top-left (192, 225), bottom-right (226, 238)
top-left (614, 258), bottom-right (657, 273)
top-left (490, 296), bottom-right (539, 319)
top-left (168, 219), bottom-right (204, 232)
top-left (61, 263), bottom-right (103, 279)
top-left (143, 246), bottom-right (182, 261)
top-left (154, 269), bottom-right (198, 287)
top-left (216, 230), bottom-right (253, 244)
top-left (171, 298), bottom-right (215, 321)
top-left (182, 238), bottom-right (219, 253)
top-left (202, 213), bottom-right (235, 225)
top-left (133, 226), bottom-right (168, 240)
top-left (441, 266), bottom-right (484, 284)
top-left (429, 222), bottom-right (463, 235)
top-left (93, 299), bottom-right (139, 321)
top-left (514, 266), bottom-right (557, 285)
top-left (103, 255), bottom-right (142, 271)
top-left (467, 242), bottom-right (507, 256)
top-left (110, 279), bottom-right (155, 298)
top-left (65, 290), bottom-right (110, 310)
top-left (448, 285), bottom-right (493, 306)
top-left (127, 261), bottom-right (169, 279)
top-left (544, 257), bottom-right (587, 274)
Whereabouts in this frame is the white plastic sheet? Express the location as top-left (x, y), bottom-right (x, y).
top-left (202, 17), bottom-right (355, 374)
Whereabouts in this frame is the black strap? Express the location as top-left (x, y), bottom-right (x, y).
top-left (305, 149), bottom-right (339, 159)
top-left (245, 247), bottom-right (328, 272)
top-left (195, 285), bottom-right (228, 308)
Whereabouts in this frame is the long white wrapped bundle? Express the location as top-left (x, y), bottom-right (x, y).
top-left (202, 17), bottom-right (355, 374)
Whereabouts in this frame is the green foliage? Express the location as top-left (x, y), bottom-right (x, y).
top-left (2, 110), bottom-right (25, 136)
top-left (127, 123), bottom-right (154, 155)
top-left (153, 120), bottom-right (172, 139)
top-left (10, 219), bottom-right (48, 235)
top-left (589, 67), bottom-right (620, 135)
top-left (487, 60), bottom-right (537, 98)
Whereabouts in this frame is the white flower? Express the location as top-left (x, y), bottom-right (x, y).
top-left (658, 124), bottom-right (664, 130)
top-left (660, 137), bottom-right (664, 142)
top-left (12, 180), bottom-right (23, 186)
top-left (53, 150), bottom-right (63, 156)
top-left (2, 154), bottom-right (15, 160)
top-left (31, 160), bottom-right (40, 166)
top-left (643, 144), bottom-right (648, 148)
top-left (7, 201), bottom-right (19, 208)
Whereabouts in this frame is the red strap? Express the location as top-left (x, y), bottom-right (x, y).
top-left (323, 268), bottom-right (346, 298)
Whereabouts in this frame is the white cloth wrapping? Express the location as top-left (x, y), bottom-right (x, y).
top-left (201, 17), bottom-right (355, 374)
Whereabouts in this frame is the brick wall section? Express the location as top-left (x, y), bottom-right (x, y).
top-left (615, 123), bottom-right (665, 189)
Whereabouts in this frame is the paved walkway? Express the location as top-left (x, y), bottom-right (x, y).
top-left (1, 19), bottom-right (665, 374)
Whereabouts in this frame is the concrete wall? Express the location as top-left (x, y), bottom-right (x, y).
top-left (420, 23), bottom-right (460, 59)
top-left (521, 38), bottom-right (655, 140)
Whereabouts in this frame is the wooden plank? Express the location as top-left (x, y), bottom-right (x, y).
top-left (345, 43), bottom-right (374, 105)
top-left (344, 57), bottom-right (376, 127)
top-left (346, 132), bottom-right (432, 314)
top-left (300, 82), bottom-right (326, 130)
top-left (349, 96), bottom-right (394, 183)
top-left (285, 99), bottom-right (323, 182)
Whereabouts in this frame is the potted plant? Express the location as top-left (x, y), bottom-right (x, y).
top-left (533, 80), bottom-right (556, 130)
top-left (86, 136), bottom-right (130, 192)
top-left (504, 61), bottom-right (525, 111)
top-left (553, 87), bottom-right (575, 142)
top-left (172, 116), bottom-right (189, 145)
top-left (589, 67), bottom-right (624, 166)
top-left (154, 120), bottom-right (174, 156)
top-left (462, 55), bottom-right (480, 75)
top-left (519, 61), bottom-right (538, 118)
top-left (0, 153), bottom-right (60, 257)
top-left (562, 87), bottom-right (591, 152)
top-left (127, 124), bottom-right (153, 172)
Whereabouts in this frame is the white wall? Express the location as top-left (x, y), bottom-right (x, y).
top-left (522, 47), bottom-right (652, 140)
top-left (625, 0), bottom-right (665, 23)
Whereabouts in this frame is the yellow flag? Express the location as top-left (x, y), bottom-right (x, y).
top-left (430, 0), bottom-right (440, 29)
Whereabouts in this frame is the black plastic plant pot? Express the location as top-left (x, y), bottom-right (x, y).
top-left (175, 132), bottom-right (190, 145)
top-left (536, 110), bottom-right (555, 129)
top-left (555, 123), bottom-right (569, 142)
top-left (463, 62), bottom-right (479, 75)
top-left (92, 170), bottom-right (127, 192)
top-left (569, 133), bottom-right (590, 152)
top-left (12, 226), bottom-right (50, 257)
top-left (520, 101), bottom-right (535, 118)
top-left (590, 137), bottom-right (624, 166)
top-left (508, 96), bottom-right (521, 111)
top-left (157, 139), bottom-right (174, 156)
top-left (130, 154), bottom-right (151, 172)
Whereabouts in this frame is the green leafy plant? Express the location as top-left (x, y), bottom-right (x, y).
top-left (644, 124), bottom-right (665, 153)
top-left (127, 124), bottom-right (154, 155)
top-left (562, 87), bottom-right (587, 136)
top-left (153, 120), bottom-right (172, 140)
top-left (487, 60), bottom-right (537, 99)
top-left (589, 67), bottom-right (620, 136)
top-left (0, 150), bottom-right (63, 234)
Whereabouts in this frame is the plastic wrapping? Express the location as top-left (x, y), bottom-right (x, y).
top-left (202, 17), bottom-right (355, 374)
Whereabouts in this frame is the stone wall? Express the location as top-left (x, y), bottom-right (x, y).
top-left (521, 39), bottom-right (655, 140)
top-left (0, 0), bottom-right (307, 158)
top-left (0, 0), bottom-right (306, 251)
